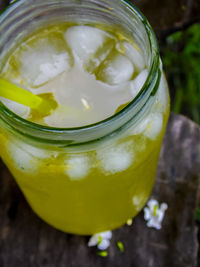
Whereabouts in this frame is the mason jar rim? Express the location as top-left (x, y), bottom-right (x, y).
top-left (0, 0), bottom-right (160, 145)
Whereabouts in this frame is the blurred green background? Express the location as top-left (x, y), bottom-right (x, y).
top-left (161, 23), bottom-right (200, 124)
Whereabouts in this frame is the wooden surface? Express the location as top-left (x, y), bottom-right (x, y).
top-left (0, 113), bottom-right (200, 267)
top-left (0, 1), bottom-right (200, 266)
top-left (134, 0), bottom-right (200, 39)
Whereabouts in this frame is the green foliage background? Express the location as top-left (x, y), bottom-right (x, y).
top-left (161, 24), bottom-right (200, 124)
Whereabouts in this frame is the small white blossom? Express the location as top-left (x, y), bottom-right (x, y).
top-left (144, 199), bottom-right (168, 230)
top-left (88, 231), bottom-right (112, 250)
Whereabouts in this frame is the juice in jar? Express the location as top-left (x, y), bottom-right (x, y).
top-left (0, 1), bottom-right (170, 235)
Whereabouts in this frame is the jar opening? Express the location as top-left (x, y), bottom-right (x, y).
top-left (0, 0), bottom-right (160, 145)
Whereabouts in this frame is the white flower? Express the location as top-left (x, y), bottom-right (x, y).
top-left (88, 231), bottom-right (112, 250)
top-left (144, 199), bottom-right (168, 230)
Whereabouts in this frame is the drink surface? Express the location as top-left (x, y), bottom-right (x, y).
top-left (1, 23), bottom-right (147, 127)
top-left (0, 22), bottom-right (170, 235)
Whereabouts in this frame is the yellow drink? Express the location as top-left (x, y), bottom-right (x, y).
top-left (0, 1), bottom-right (170, 235)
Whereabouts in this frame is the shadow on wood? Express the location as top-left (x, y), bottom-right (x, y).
top-left (0, 113), bottom-right (199, 267)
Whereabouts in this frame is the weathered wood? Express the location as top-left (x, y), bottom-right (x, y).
top-left (0, 113), bottom-right (199, 267)
top-left (133, 0), bottom-right (200, 39)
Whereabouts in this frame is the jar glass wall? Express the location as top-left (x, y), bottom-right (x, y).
top-left (0, 0), bottom-right (170, 235)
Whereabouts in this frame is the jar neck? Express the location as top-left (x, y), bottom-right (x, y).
top-left (0, 0), bottom-right (161, 146)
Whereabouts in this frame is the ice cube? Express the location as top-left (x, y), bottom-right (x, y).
top-left (21, 143), bottom-right (57, 159)
top-left (120, 41), bottom-right (146, 72)
top-left (97, 54), bottom-right (134, 85)
top-left (65, 26), bottom-right (108, 65)
top-left (19, 37), bottom-right (72, 87)
top-left (144, 113), bottom-right (163, 140)
top-left (34, 53), bottom-right (71, 86)
top-left (12, 140), bottom-right (54, 158)
top-left (7, 142), bottom-right (38, 172)
top-left (0, 97), bottom-right (30, 119)
top-left (64, 155), bottom-right (90, 180)
top-left (97, 142), bottom-right (133, 174)
top-left (132, 113), bottom-right (163, 140)
top-left (130, 69), bottom-right (148, 97)
top-left (132, 194), bottom-right (148, 211)
top-left (6, 140), bottom-right (57, 172)
top-left (86, 38), bottom-right (115, 73)
top-left (154, 73), bottom-right (169, 112)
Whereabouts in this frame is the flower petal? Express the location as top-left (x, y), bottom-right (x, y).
top-left (144, 207), bottom-right (151, 220)
top-left (147, 199), bottom-right (159, 211)
top-left (98, 239), bottom-right (110, 250)
top-left (88, 235), bottom-right (99, 247)
top-left (99, 231), bottom-right (112, 240)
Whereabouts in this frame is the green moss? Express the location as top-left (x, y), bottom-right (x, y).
top-left (97, 251), bottom-right (108, 257)
top-left (162, 23), bottom-right (200, 124)
top-left (117, 241), bottom-right (124, 252)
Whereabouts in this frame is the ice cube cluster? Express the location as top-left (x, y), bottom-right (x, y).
top-left (1, 24), bottom-right (155, 127)
top-left (2, 24), bottom-right (168, 178)
top-left (6, 139), bottom-right (135, 178)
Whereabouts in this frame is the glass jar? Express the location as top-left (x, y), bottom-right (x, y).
top-left (0, 0), bottom-right (170, 235)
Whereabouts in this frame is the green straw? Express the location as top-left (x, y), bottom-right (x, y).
top-left (0, 78), bottom-right (54, 115)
